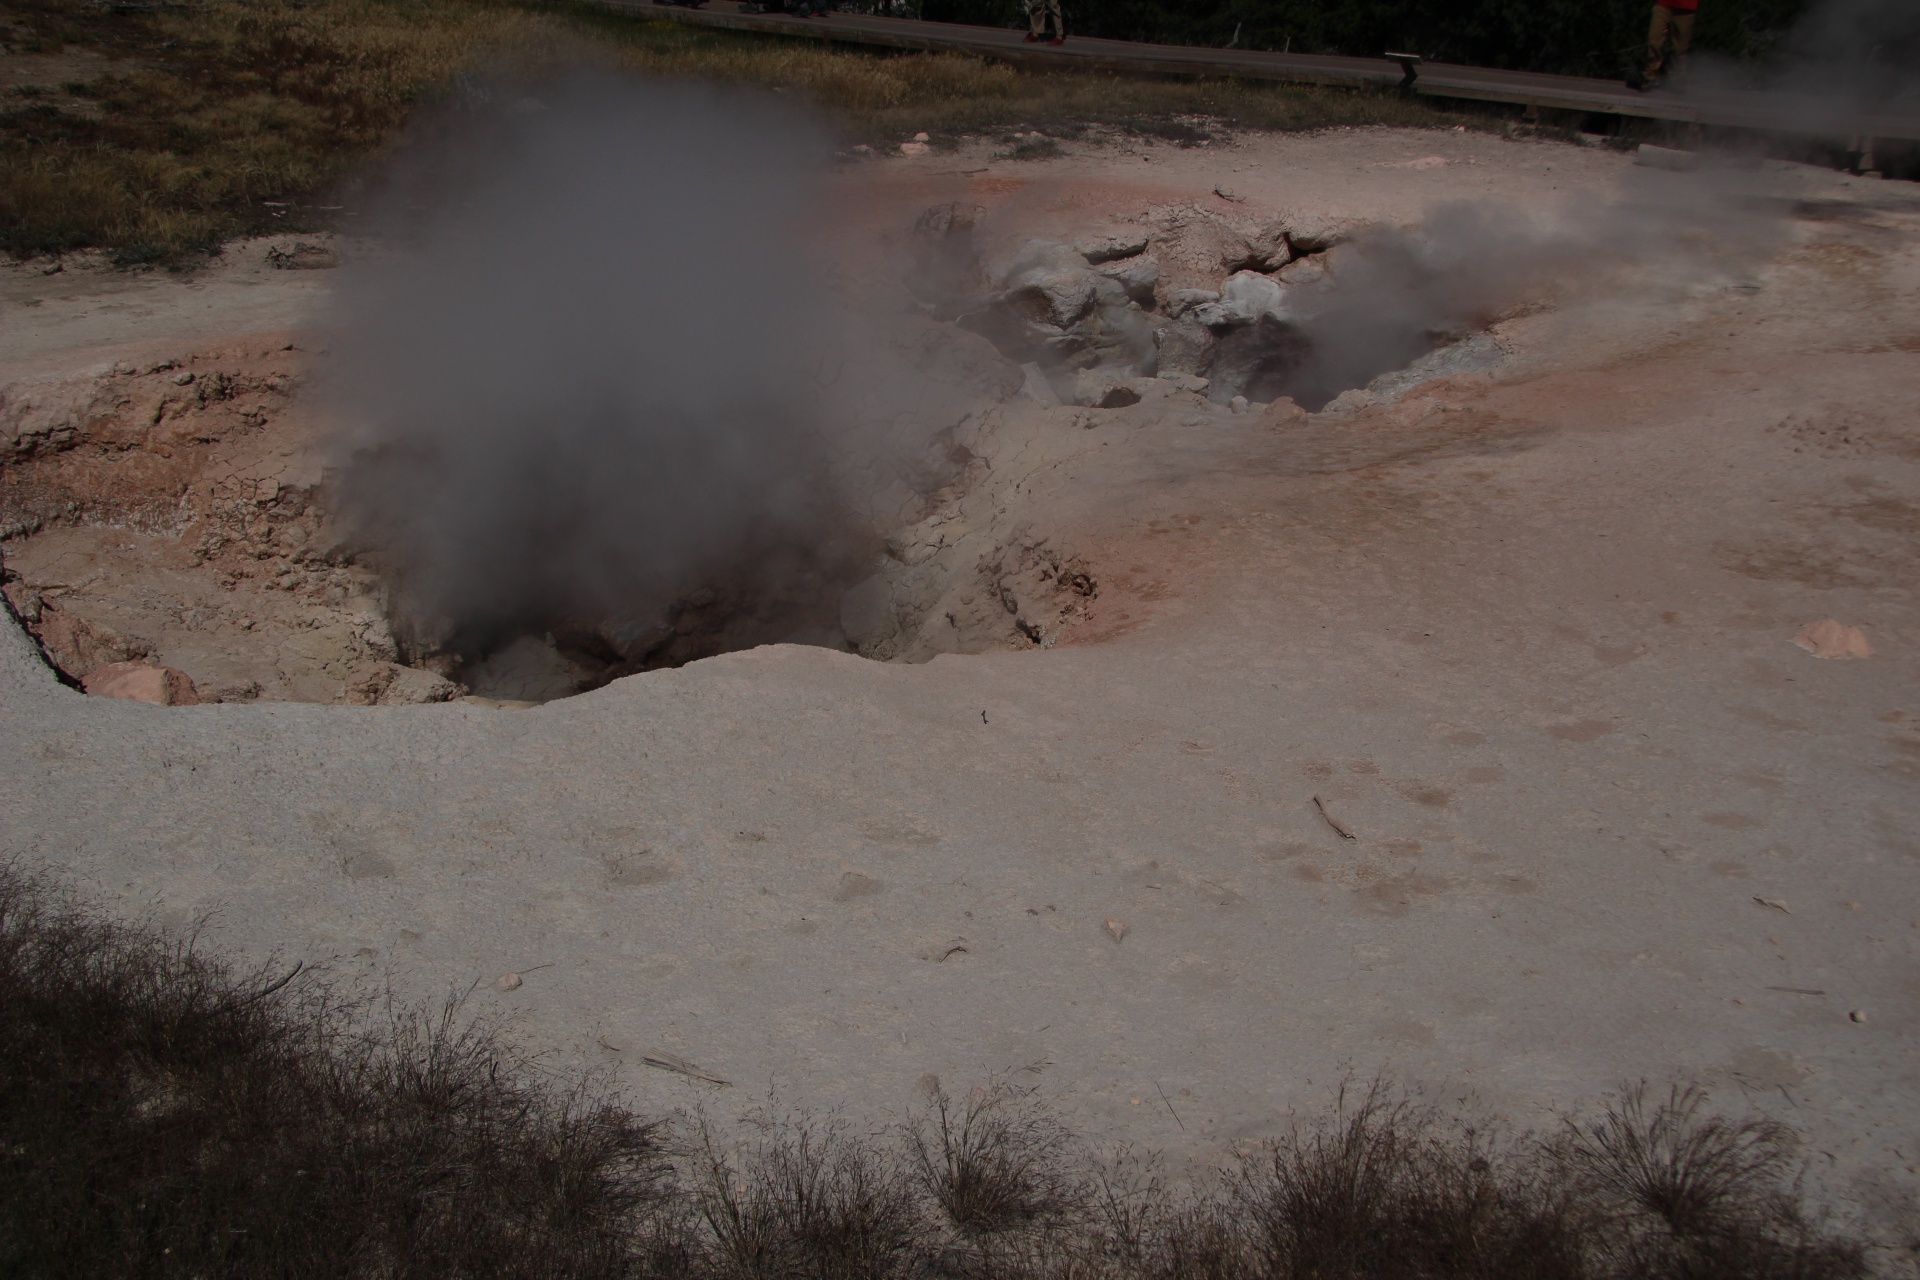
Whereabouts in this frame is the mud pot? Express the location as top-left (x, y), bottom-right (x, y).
top-left (0, 197), bottom-right (1498, 707)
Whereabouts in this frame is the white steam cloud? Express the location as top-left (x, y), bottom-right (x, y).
top-left (1244, 164), bottom-right (1793, 409)
top-left (327, 76), bottom-right (852, 659)
top-left (1696, 0), bottom-right (1919, 137)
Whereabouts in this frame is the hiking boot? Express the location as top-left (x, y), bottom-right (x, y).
top-left (1048, 35), bottom-right (1065, 44)
top-left (1024, 31), bottom-right (1042, 41)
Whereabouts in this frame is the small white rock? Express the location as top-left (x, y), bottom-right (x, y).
top-left (495, 972), bottom-right (523, 991)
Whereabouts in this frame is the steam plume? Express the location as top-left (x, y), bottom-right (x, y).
top-left (1272, 165), bottom-right (1792, 408)
top-left (327, 75), bottom-right (846, 658)
top-left (1695, 0), bottom-right (1919, 137)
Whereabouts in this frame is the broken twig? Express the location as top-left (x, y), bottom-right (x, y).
top-left (640, 1051), bottom-right (731, 1087)
top-left (1313, 795), bottom-right (1357, 841)
top-left (1155, 1080), bottom-right (1186, 1131)
top-left (243, 960), bottom-right (304, 1004)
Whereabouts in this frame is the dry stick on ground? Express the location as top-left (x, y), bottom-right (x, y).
top-left (1154, 1080), bottom-right (1186, 1131)
top-left (1313, 793), bottom-right (1358, 840)
top-left (241, 958), bottom-right (304, 1003)
top-left (641, 1051), bottom-right (732, 1086)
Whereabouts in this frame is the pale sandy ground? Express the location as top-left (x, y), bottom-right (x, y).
top-left (5, 127), bottom-right (1920, 1242)
top-left (0, 236), bottom-right (335, 383)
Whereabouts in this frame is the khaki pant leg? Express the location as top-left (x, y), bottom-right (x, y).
top-left (1669, 11), bottom-right (1695, 71)
top-left (1644, 4), bottom-right (1673, 79)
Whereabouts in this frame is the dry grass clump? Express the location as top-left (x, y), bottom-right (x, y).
top-left (888, 1080), bottom-right (1868, 1280)
top-left (0, 863), bottom-right (1873, 1279)
top-left (910, 1080), bottom-right (1084, 1235)
top-left (0, 864), bottom-right (675, 1279)
top-left (1221, 1085), bottom-right (1588, 1279)
top-left (696, 1112), bottom-right (927, 1277)
top-left (1, 0), bottom-right (1457, 262)
top-left (1563, 1083), bottom-right (1868, 1280)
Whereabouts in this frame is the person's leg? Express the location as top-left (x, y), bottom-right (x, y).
top-left (1046, 0), bottom-right (1064, 41)
top-left (1028, 0), bottom-right (1045, 39)
top-left (1642, 3), bottom-right (1673, 83)
top-left (1668, 11), bottom-right (1695, 83)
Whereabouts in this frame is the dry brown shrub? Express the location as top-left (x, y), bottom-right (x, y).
top-left (909, 1079), bottom-right (1086, 1235)
top-left (1564, 1082), bottom-right (1868, 1280)
top-left (0, 863), bottom-right (1875, 1279)
top-left (695, 1109), bottom-right (927, 1279)
top-left (0, 863), bottom-right (676, 1279)
top-left (1227, 1082), bottom-right (1587, 1280)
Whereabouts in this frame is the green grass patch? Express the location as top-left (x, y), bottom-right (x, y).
top-left (0, 0), bottom-right (1462, 264)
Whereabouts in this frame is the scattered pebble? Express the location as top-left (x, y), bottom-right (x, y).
top-left (1105, 917), bottom-right (1128, 941)
top-left (1791, 618), bottom-right (1871, 660)
top-left (82, 660), bottom-right (201, 706)
top-left (1849, 1009), bottom-right (1867, 1024)
top-left (495, 972), bottom-right (523, 991)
